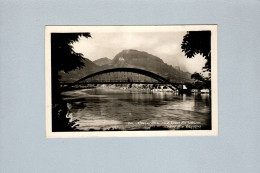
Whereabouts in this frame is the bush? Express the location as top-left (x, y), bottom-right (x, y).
top-left (52, 102), bottom-right (79, 132)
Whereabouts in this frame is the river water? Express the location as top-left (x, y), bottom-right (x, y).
top-left (61, 88), bottom-right (211, 131)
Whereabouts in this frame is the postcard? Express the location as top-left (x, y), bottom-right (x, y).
top-left (45, 25), bottom-right (218, 137)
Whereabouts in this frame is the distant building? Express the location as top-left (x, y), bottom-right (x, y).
top-left (201, 89), bottom-right (210, 93)
top-left (191, 89), bottom-right (200, 93)
top-left (174, 66), bottom-right (180, 71)
top-left (119, 57), bottom-right (125, 61)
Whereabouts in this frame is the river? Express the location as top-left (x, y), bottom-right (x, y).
top-left (61, 88), bottom-right (211, 131)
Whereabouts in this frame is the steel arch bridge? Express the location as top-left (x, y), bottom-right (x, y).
top-left (63, 68), bottom-right (179, 91)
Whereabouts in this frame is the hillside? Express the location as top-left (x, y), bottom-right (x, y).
top-left (93, 57), bottom-right (112, 66)
top-left (102, 49), bottom-right (192, 82)
top-left (59, 49), bottom-right (192, 83)
top-left (59, 58), bottom-right (103, 83)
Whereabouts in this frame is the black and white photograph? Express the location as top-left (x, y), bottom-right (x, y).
top-left (45, 25), bottom-right (217, 137)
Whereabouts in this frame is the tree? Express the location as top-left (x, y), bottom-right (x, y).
top-left (51, 33), bottom-right (91, 103)
top-left (51, 33), bottom-right (91, 72)
top-left (191, 72), bottom-right (205, 82)
top-left (51, 33), bottom-right (91, 131)
top-left (191, 72), bottom-right (211, 89)
top-left (181, 31), bottom-right (211, 72)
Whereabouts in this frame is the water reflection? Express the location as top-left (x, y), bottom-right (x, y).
top-left (61, 88), bottom-right (211, 131)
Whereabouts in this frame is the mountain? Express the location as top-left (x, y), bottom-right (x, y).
top-left (59, 58), bottom-right (103, 83)
top-left (93, 57), bottom-right (112, 66)
top-left (59, 49), bottom-right (192, 83)
top-left (103, 49), bottom-right (192, 82)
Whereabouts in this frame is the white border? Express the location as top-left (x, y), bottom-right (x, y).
top-left (45, 25), bottom-right (218, 138)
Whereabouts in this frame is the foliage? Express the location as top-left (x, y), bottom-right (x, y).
top-left (181, 31), bottom-right (211, 72)
top-left (52, 103), bottom-right (79, 131)
top-left (191, 72), bottom-right (205, 82)
top-left (191, 72), bottom-right (211, 89)
top-left (51, 33), bottom-right (91, 131)
top-left (51, 33), bottom-right (91, 73)
top-left (51, 33), bottom-right (91, 104)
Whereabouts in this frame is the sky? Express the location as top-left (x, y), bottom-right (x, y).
top-left (72, 32), bottom-right (207, 74)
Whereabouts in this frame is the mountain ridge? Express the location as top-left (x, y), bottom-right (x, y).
top-left (59, 49), bottom-right (192, 83)
top-left (93, 57), bottom-right (112, 66)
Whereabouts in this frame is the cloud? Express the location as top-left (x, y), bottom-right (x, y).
top-left (72, 32), bottom-right (207, 74)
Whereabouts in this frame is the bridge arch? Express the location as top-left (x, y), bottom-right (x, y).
top-left (65, 68), bottom-right (179, 91)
